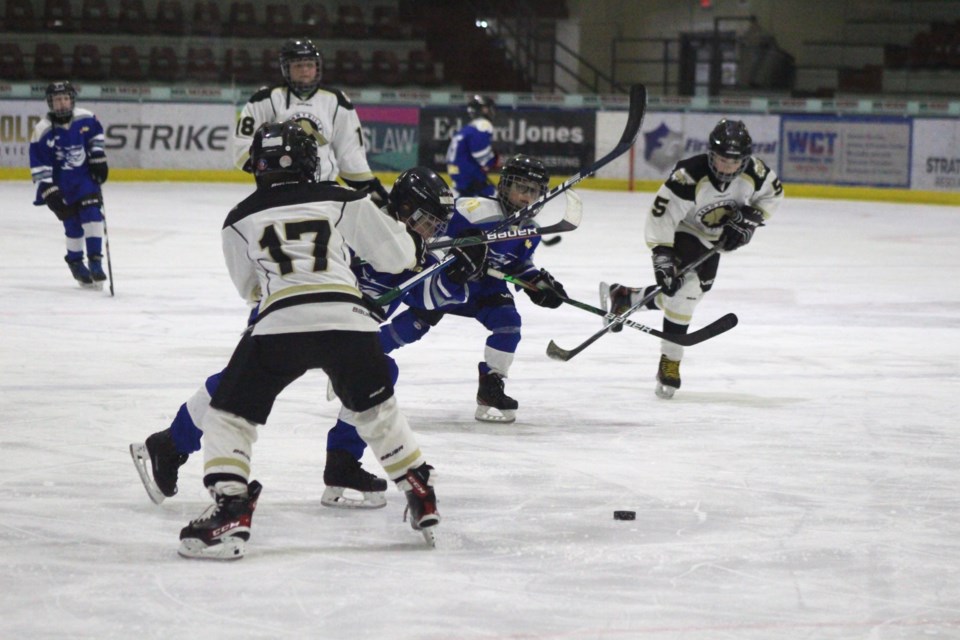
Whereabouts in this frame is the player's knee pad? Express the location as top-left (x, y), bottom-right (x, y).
top-left (662, 275), bottom-right (703, 325)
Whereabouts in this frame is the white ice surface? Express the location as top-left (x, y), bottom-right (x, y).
top-left (2, 181), bottom-right (959, 639)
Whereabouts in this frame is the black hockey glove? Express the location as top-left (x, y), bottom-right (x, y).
top-left (523, 269), bottom-right (567, 309)
top-left (88, 154), bottom-right (109, 184)
top-left (719, 205), bottom-right (765, 252)
top-left (446, 230), bottom-right (488, 285)
top-left (408, 228), bottom-right (429, 268)
top-left (344, 177), bottom-right (390, 208)
top-left (41, 184), bottom-right (74, 221)
top-left (652, 245), bottom-right (680, 296)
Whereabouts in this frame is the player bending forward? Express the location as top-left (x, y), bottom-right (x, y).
top-left (602, 118), bottom-right (783, 399)
top-left (177, 120), bottom-right (439, 559)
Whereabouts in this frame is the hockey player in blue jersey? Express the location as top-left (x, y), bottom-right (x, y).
top-left (445, 95), bottom-right (499, 197)
top-left (379, 154), bottom-right (568, 423)
top-left (130, 166), bottom-right (486, 509)
top-left (29, 81), bottom-right (109, 288)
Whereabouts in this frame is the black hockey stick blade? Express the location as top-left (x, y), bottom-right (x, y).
top-left (666, 313), bottom-right (738, 346)
top-left (541, 236), bottom-right (563, 247)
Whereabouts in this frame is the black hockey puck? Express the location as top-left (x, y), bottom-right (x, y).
top-left (613, 510), bottom-right (636, 521)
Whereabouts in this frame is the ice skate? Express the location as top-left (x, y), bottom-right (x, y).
top-left (129, 428), bottom-right (189, 505)
top-left (655, 354), bottom-right (681, 399)
top-left (321, 450), bottom-right (387, 509)
top-left (475, 365), bottom-right (518, 423)
top-left (88, 255), bottom-right (107, 283)
top-left (178, 481), bottom-right (263, 560)
top-left (397, 464), bottom-right (439, 548)
top-left (65, 256), bottom-right (97, 289)
top-left (600, 282), bottom-right (637, 332)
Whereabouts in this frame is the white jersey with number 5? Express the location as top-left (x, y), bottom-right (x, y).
top-left (221, 181), bottom-right (417, 336)
top-left (232, 85), bottom-right (375, 184)
top-left (645, 154), bottom-right (784, 249)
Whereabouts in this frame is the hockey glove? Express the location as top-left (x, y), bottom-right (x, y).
top-left (41, 184), bottom-right (74, 221)
top-left (652, 245), bottom-right (680, 296)
top-left (88, 154), bottom-right (109, 184)
top-left (408, 229), bottom-right (429, 268)
top-left (344, 177), bottom-right (390, 208)
top-left (719, 205), bottom-right (765, 252)
top-left (523, 269), bottom-right (567, 309)
top-left (446, 230), bottom-right (488, 285)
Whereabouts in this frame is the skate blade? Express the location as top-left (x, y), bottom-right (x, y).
top-left (655, 383), bottom-right (677, 399)
top-left (419, 525), bottom-right (437, 548)
top-left (598, 281), bottom-right (611, 326)
top-left (78, 281), bottom-right (102, 290)
top-left (320, 486), bottom-right (386, 509)
top-left (474, 405), bottom-right (516, 423)
top-left (178, 537), bottom-right (246, 560)
top-left (129, 443), bottom-right (167, 505)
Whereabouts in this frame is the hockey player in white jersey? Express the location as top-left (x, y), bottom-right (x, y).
top-left (232, 38), bottom-right (389, 204)
top-left (602, 119), bottom-right (783, 399)
top-left (177, 120), bottom-right (439, 559)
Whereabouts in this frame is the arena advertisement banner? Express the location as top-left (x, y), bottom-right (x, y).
top-left (595, 111), bottom-right (781, 182)
top-left (355, 105), bottom-right (419, 172)
top-left (0, 100), bottom-right (42, 167)
top-left (779, 115), bottom-right (911, 187)
top-left (418, 107), bottom-right (595, 176)
top-left (0, 100), bottom-right (234, 169)
top-left (97, 102), bottom-right (233, 169)
top-left (911, 118), bottom-right (960, 191)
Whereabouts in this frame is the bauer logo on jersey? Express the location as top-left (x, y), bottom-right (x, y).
top-left (696, 201), bottom-right (739, 228)
top-left (291, 113), bottom-right (329, 147)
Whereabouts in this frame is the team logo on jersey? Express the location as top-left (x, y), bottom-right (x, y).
top-left (644, 123), bottom-right (685, 172)
top-left (696, 200), bottom-right (739, 228)
top-left (291, 113), bottom-right (329, 146)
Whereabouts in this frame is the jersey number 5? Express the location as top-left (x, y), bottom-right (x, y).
top-left (259, 220), bottom-right (332, 275)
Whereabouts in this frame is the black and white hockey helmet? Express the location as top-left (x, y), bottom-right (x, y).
top-left (388, 167), bottom-right (455, 239)
top-left (708, 119), bottom-right (753, 182)
top-left (279, 38), bottom-right (322, 95)
top-left (496, 154), bottom-right (549, 215)
top-left (466, 95), bottom-right (496, 120)
top-left (45, 80), bottom-right (77, 121)
top-left (250, 119), bottom-right (319, 184)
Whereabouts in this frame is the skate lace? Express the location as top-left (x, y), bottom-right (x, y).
top-left (660, 357), bottom-right (681, 379)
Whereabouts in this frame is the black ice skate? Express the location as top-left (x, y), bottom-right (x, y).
top-left (655, 354), bottom-right (681, 399)
top-left (129, 428), bottom-right (189, 505)
top-left (178, 481), bottom-right (263, 560)
top-left (321, 450), bottom-right (388, 509)
top-left (397, 464), bottom-right (439, 548)
top-left (476, 364), bottom-right (518, 423)
top-left (65, 256), bottom-right (97, 288)
top-left (88, 255), bottom-right (107, 283)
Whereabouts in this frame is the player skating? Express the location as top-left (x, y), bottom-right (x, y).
top-left (601, 119), bottom-right (783, 398)
top-left (29, 81), bottom-right (110, 289)
top-left (445, 95), bottom-right (499, 197)
top-left (176, 120), bottom-right (440, 558)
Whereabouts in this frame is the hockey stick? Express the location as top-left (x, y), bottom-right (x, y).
top-left (102, 204), bottom-right (114, 296)
top-left (372, 190), bottom-right (582, 306)
top-left (546, 245), bottom-right (729, 361)
top-left (373, 83), bottom-right (647, 307)
top-left (487, 268), bottom-right (737, 347)
top-left (541, 236), bottom-right (563, 247)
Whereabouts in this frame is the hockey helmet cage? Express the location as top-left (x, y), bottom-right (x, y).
top-left (496, 154), bottom-right (549, 215)
top-left (280, 39), bottom-right (322, 95)
top-left (708, 119), bottom-right (753, 182)
top-left (45, 80), bottom-right (77, 121)
top-left (389, 167), bottom-right (455, 239)
top-left (250, 120), bottom-right (319, 184)
top-left (466, 95), bottom-right (496, 120)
